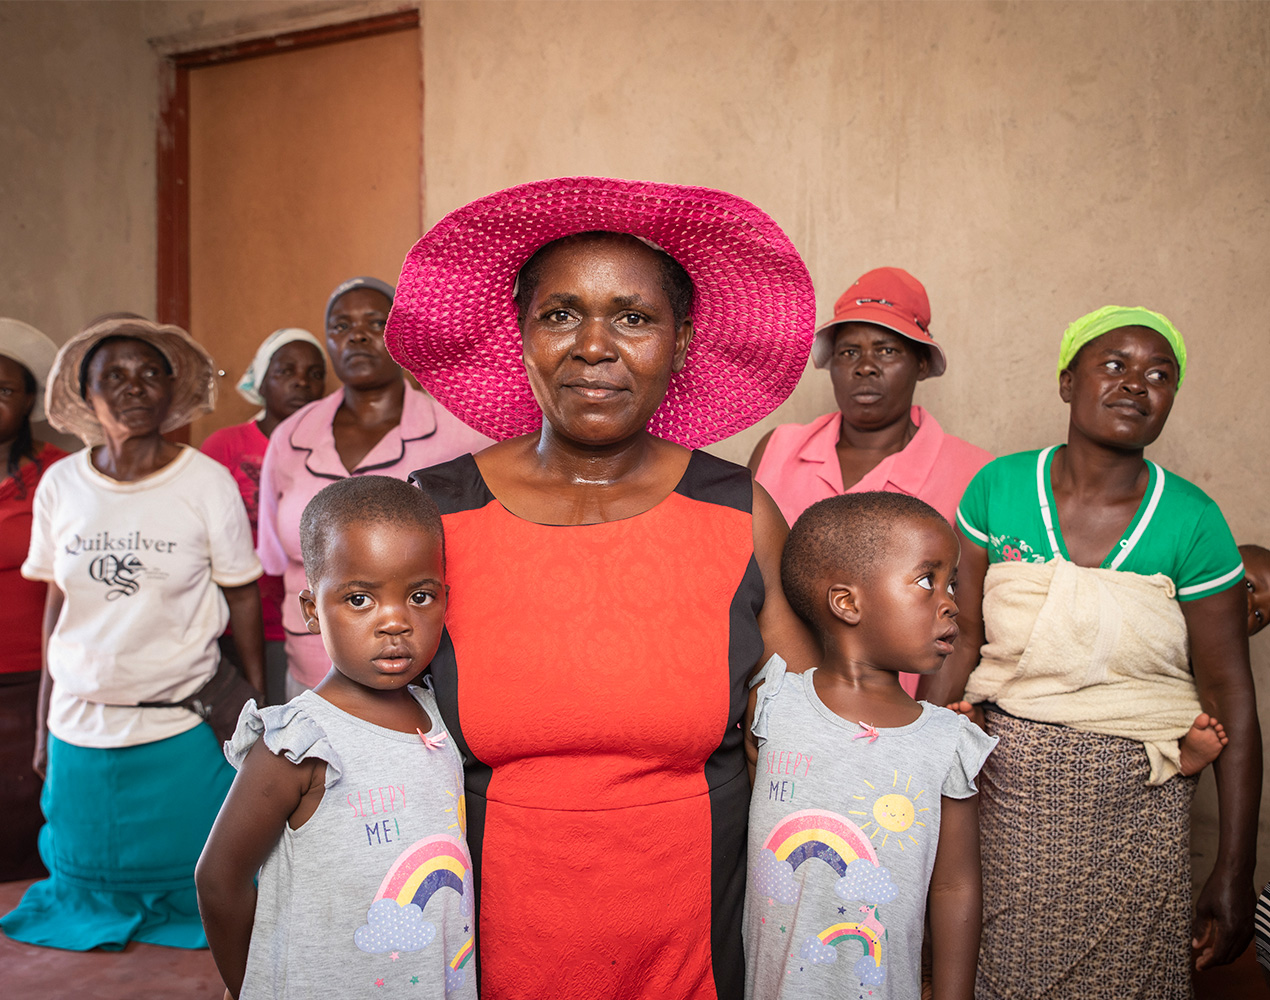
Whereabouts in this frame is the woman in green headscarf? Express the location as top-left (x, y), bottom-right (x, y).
top-left (924, 306), bottom-right (1258, 997)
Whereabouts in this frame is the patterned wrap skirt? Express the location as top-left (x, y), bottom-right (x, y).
top-left (976, 707), bottom-right (1197, 1000)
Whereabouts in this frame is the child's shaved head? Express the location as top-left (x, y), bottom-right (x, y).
top-left (782, 492), bottom-right (948, 635)
top-left (300, 476), bottom-right (444, 586)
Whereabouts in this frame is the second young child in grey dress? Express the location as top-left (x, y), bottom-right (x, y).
top-left (744, 492), bottom-right (995, 1000)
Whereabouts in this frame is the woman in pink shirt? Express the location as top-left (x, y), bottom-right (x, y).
top-left (749, 268), bottom-right (991, 695)
top-left (201, 328), bottom-right (326, 704)
top-left (256, 277), bottom-right (491, 696)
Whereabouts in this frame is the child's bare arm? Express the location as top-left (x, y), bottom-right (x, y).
top-left (196, 741), bottom-right (324, 999)
top-left (928, 794), bottom-right (981, 1000)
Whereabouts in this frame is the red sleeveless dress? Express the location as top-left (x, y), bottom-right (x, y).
top-left (413, 451), bottom-right (763, 1000)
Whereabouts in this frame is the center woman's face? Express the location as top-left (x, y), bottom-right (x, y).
top-left (519, 235), bottom-right (693, 447)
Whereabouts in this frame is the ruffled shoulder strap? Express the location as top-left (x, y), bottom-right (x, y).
top-left (939, 709), bottom-right (999, 799)
top-left (224, 694), bottom-right (345, 787)
top-left (749, 654), bottom-right (792, 743)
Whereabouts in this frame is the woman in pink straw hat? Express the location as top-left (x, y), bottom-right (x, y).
top-left (390, 176), bottom-right (819, 999)
top-left (749, 267), bottom-right (993, 696)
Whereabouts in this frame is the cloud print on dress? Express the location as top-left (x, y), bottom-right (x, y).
top-left (834, 859), bottom-right (898, 903)
top-left (354, 898), bottom-right (437, 953)
top-left (854, 955), bottom-right (886, 985)
top-left (446, 968), bottom-right (467, 994)
top-left (751, 848), bottom-right (800, 903)
top-left (799, 935), bottom-right (838, 966)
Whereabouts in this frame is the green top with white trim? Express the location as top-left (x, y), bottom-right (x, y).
top-left (957, 447), bottom-right (1243, 601)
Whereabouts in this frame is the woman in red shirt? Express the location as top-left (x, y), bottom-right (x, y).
top-left (0, 318), bottom-right (67, 880)
top-left (201, 328), bottom-right (326, 705)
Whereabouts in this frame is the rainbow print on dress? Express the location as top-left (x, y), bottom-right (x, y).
top-left (375, 833), bottom-right (473, 913)
top-left (763, 808), bottom-right (880, 876)
top-left (355, 833), bottom-right (475, 991)
top-left (753, 808), bottom-right (893, 987)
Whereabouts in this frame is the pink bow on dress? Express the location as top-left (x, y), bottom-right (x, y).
top-left (853, 722), bottom-right (880, 744)
top-left (417, 729), bottom-right (448, 750)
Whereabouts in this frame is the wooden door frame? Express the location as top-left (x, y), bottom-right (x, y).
top-left (155, 8), bottom-right (421, 334)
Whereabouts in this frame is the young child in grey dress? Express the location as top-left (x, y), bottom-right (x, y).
top-left (197, 476), bottom-right (474, 1000)
top-left (744, 492), bottom-right (996, 1000)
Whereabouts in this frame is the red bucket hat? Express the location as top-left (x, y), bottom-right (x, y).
top-left (386, 176), bottom-right (816, 449)
top-left (810, 267), bottom-right (946, 376)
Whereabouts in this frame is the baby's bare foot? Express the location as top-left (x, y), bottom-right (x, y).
top-left (945, 701), bottom-right (986, 731)
top-left (1179, 713), bottom-right (1228, 776)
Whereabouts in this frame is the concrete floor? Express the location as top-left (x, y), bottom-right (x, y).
top-left (0, 880), bottom-right (225, 1000)
top-left (2, 876), bottom-right (1267, 999)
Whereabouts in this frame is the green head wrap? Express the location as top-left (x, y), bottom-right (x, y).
top-left (1057, 305), bottom-right (1187, 389)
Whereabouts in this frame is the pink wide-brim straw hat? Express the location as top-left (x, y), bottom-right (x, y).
top-left (386, 176), bottom-right (816, 449)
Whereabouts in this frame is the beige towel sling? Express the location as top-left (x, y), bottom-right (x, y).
top-left (965, 559), bottom-right (1198, 784)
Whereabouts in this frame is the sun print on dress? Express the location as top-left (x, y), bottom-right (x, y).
top-left (849, 770), bottom-right (932, 852)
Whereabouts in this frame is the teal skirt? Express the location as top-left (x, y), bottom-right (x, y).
top-left (0, 723), bottom-right (234, 951)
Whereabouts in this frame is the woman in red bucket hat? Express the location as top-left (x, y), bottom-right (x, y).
top-left (389, 176), bottom-right (820, 999)
top-left (749, 267), bottom-right (992, 694)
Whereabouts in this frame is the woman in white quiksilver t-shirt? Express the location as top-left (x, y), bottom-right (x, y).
top-left (0, 317), bottom-right (264, 952)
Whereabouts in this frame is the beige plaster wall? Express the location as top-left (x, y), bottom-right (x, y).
top-left (422, 0), bottom-right (1270, 893)
top-left (0, 2), bottom-right (156, 347)
top-left (2, 0), bottom-right (1269, 895)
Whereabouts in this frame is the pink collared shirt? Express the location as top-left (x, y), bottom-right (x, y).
top-left (257, 387), bottom-right (492, 686)
top-left (755, 406), bottom-right (992, 696)
top-left (756, 406), bottom-right (992, 528)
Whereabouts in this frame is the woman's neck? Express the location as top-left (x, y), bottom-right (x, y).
top-left (92, 432), bottom-right (180, 482)
top-left (1054, 431), bottom-right (1146, 500)
top-left (256, 413), bottom-right (282, 438)
top-left (532, 424), bottom-right (663, 488)
top-left (837, 409), bottom-right (918, 456)
top-left (476, 425), bottom-right (689, 526)
top-left (0, 436), bottom-right (15, 476)
top-left (340, 377), bottom-right (405, 425)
